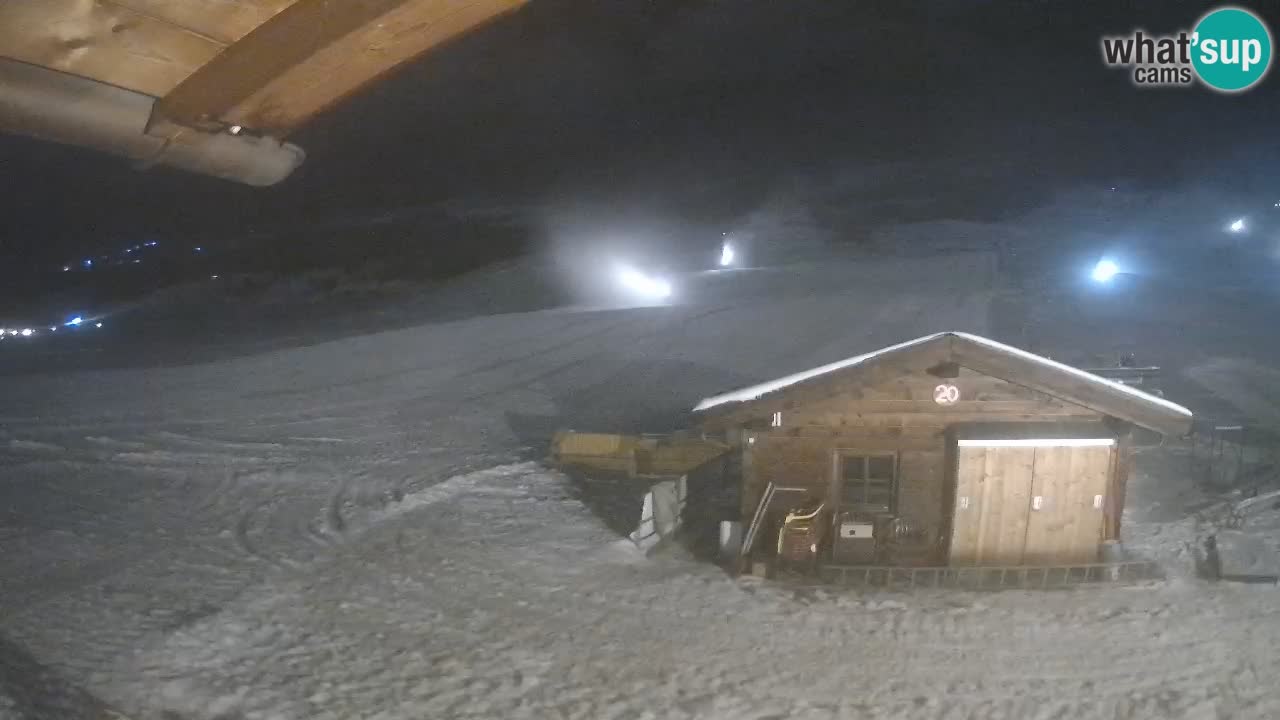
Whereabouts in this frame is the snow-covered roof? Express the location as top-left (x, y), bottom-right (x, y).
top-left (693, 333), bottom-right (943, 412)
top-left (954, 332), bottom-right (1192, 417)
top-left (693, 331), bottom-right (1192, 433)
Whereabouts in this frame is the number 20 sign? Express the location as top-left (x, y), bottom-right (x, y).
top-left (933, 383), bottom-right (960, 405)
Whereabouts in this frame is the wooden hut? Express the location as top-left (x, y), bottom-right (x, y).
top-left (693, 332), bottom-right (1192, 569)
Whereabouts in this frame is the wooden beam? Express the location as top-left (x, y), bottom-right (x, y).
top-left (154, 0), bottom-right (528, 134)
top-left (96, 0), bottom-right (297, 46)
top-left (0, 0), bottom-right (225, 97)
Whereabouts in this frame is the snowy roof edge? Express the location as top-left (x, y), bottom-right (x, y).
top-left (691, 332), bottom-right (944, 412)
top-left (691, 331), bottom-right (1193, 420)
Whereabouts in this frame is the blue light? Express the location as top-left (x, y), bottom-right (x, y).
top-left (65, 316), bottom-right (83, 327)
top-left (1091, 259), bottom-right (1120, 283)
top-left (83, 259), bottom-right (93, 268)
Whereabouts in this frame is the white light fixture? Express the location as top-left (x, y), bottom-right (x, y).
top-left (95, 322), bottom-right (103, 328)
top-left (1230, 218), bottom-right (1246, 233)
top-left (957, 438), bottom-right (1116, 447)
top-left (719, 242), bottom-right (736, 267)
top-left (20, 328), bottom-right (33, 337)
top-left (229, 125), bottom-right (243, 135)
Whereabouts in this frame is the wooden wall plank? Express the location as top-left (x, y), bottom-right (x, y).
top-left (698, 333), bottom-right (1189, 437)
top-left (775, 427), bottom-right (944, 452)
top-left (703, 363), bottom-right (1104, 431)
top-left (1024, 446), bottom-right (1111, 564)
top-left (750, 435), bottom-right (949, 542)
top-left (699, 346), bottom-right (951, 428)
top-left (986, 447), bottom-right (1033, 564)
top-left (898, 450), bottom-right (945, 541)
top-left (972, 448), bottom-right (1001, 564)
top-left (949, 447), bottom-right (986, 564)
top-left (952, 339), bottom-right (1192, 437)
top-left (796, 400), bottom-right (1097, 415)
top-left (1025, 446), bottom-right (1069, 564)
top-left (1073, 446), bottom-right (1112, 560)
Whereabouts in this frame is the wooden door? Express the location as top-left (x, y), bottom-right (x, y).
top-left (950, 440), bottom-right (1114, 566)
top-left (949, 445), bottom-right (1034, 565)
top-left (1023, 445), bottom-right (1112, 564)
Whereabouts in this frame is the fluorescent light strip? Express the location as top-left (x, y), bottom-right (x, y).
top-left (957, 438), bottom-right (1115, 448)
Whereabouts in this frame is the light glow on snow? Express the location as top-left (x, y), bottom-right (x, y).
top-left (615, 264), bottom-right (672, 300)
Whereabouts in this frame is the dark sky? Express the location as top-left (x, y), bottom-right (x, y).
top-left (4, 0), bottom-right (1280, 267)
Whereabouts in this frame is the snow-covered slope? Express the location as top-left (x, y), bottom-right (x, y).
top-left (1, 253), bottom-right (1278, 719)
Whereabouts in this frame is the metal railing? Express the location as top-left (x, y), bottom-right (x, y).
top-left (1190, 420), bottom-right (1280, 492)
top-left (818, 560), bottom-right (1160, 590)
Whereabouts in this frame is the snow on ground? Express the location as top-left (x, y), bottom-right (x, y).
top-left (108, 462), bottom-right (1280, 720)
top-left (1, 252), bottom-right (1280, 719)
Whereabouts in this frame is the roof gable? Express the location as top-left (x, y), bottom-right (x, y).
top-left (692, 332), bottom-right (1193, 436)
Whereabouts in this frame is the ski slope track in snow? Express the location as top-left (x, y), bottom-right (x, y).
top-left (2, 253), bottom-right (1280, 719)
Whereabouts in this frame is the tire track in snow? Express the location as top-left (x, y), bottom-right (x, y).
top-left (105, 462), bottom-right (1280, 720)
